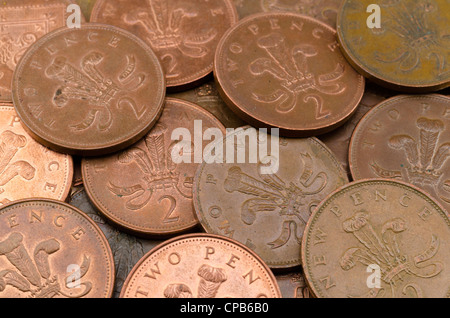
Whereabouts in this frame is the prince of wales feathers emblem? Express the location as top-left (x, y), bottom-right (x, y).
top-left (249, 32), bottom-right (346, 115)
top-left (340, 212), bottom-right (443, 298)
top-left (371, 117), bottom-right (450, 202)
top-left (224, 154), bottom-right (327, 249)
top-left (45, 51), bottom-right (146, 132)
top-left (108, 123), bottom-right (193, 210)
top-left (0, 233), bottom-right (92, 298)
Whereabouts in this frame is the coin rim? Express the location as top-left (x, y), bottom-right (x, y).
top-left (301, 178), bottom-right (450, 298)
top-left (119, 232), bottom-right (282, 298)
top-left (0, 197), bottom-right (116, 298)
top-left (213, 11), bottom-right (365, 137)
top-left (12, 23), bottom-right (166, 157)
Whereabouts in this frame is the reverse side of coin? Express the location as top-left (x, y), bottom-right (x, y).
top-left (91, 0), bottom-right (238, 90)
top-left (349, 95), bottom-right (450, 214)
top-left (120, 233), bottom-right (282, 298)
top-left (0, 105), bottom-right (73, 205)
top-left (233, 0), bottom-right (342, 28)
top-left (337, 0), bottom-right (450, 92)
top-left (69, 189), bottom-right (161, 298)
top-left (0, 199), bottom-right (114, 298)
top-left (302, 179), bottom-right (450, 298)
top-left (194, 127), bottom-right (349, 269)
top-left (82, 98), bottom-right (225, 238)
top-left (0, 0), bottom-right (85, 102)
top-left (13, 24), bottom-right (165, 156)
top-left (214, 12), bottom-right (365, 137)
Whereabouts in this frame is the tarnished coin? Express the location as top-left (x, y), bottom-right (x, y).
top-left (75, 0), bottom-right (97, 21)
top-left (0, 0), bottom-right (85, 102)
top-left (120, 233), bottom-right (281, 298)
top-left (0, 105), bottom-right (73, 205)
top-left (337, 0), bottom-right (450, 92)
top-left (91, 0), bottom-right (238, 91)
top-left (214, 13), bottom-right (365, 137)
top-left (193, 127), bottom-right (349, 269)
top-left (302, 179), bottom-right (450, 298)
top-left (233, 0), bottom-right (342, 28)
top-left (69, 189), bottom-right (161, 298)
top-left (349, 95), bottom-right (450, 214)
top-left (319, 83), bottom-right (395, 177)
top-left (168, 80), bottom-right (245, 129)
top-left (83, 98), bottom-right (225, 238)
top-left (12, 24), bottom-right (165, 156)
top-left (0, 199), bottom-right (114, 298)
top-left (276, 271), bottom-right (311, 298)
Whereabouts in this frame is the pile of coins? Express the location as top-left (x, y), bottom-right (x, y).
top-left (0, 0), bottom-right (448, 298)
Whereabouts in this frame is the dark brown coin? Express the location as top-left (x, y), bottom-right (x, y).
top-left (302, 179), bottom-right (450, 298)
top-left (233, 0), bottom-right (342, 28)
top-left (276, 271), bottom-right (312, 298)
top-left (75, 0), bottom-right (97, 21)
top-left (120, 233), bottom-right (282, 298)
top-left (12, 24), bottom-right (165, 156)
top-left (0, 198), bottom-right (114, 298)
top-left (82, 98), bottom-right (225, 238)
top-left (91, 0), bottom-right (238, 91)
top-left (350, 95), bottom-right (450, 214)
top-left (0, 0), bottom-right (85, 103)
top-left (337, 0), bottom-right (450, 92)
top-left (319, 83), bottom-right (395, 177)
top-left (0, 104), bottom-right (73, 205)
top-left (69, 189), bottom-right (161, 298)
top-left (214, 12), bottom-right (365, 137)
top-left (194, 127), bottom-right (349, 269)
top-left (168, 80), bottom-right (245, 128)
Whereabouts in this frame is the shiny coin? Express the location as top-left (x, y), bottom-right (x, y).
top-left (13, 24), bottom-right (165, 156)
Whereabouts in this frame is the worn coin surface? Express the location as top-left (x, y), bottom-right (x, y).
top-left (302, 179), bottom-right (450, 298)
top-left (0, 105), bottom-right (73, 205)
top-left (120, 233), bottom-right (281, 298)
top-left (194, 127), bottom-right (349, 269)
top-left (0, 0), bottom-right (84, 102)
top-left (214, 13), bottom-right (365, 137)
top-left (233, 0), bottom-right (342, 28)
top-left (168, 80), bottom-right (245, 129)
top-left (69, 189), bottom-right (161, 298)
top-left (91, 0), bottom-right (238, 91)
top-left (319, 83), bottom-right (395, 177)
top-left (349, 95), bottom-right (450, 214)
top-left (12, 24), bottom-right (165, 156)
top-left (0, 198), bottom-right (114, 298)
top-left (83, 98), bottom-right (225, 238)
top-left (337, 0), bottom-right (450, 92)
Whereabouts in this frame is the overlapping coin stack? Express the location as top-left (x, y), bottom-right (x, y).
top-left (0, 0), bottom-right (448, 298)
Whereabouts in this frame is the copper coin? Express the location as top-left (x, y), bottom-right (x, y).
top-left (69, 189), bottom-right (161, 298)
top-left (0, 198), bottom-right (114, 298)
top-left (82, 98), bottom-right (226, 238)
top-left (12, 24), bottom-right (165, 156)
top-left (349, 95), bottom-right (450, 214)
top-left (120, 233), bottom-right (281, 298)
top-left (302, 179), bottom-right (450, 298)
top-left (319, 83), bottom-right (395, 177)
top-left (233, 0), bottom-right (342, 28)
top-left (168, 80), bottom-right (245, 129)
top-left (91, 0), bottom-right (238, 91)
top-left (193, 127), bottom-right (349, 269)
top-left (214, 12), bottom-right (365, 137)
top-left (0, 0), bottom-right (85, 103)
top-left (0, 104), bottom-right (73, 205)
top-left (337, 0), bottom-right (450, 92)
top-left (276, 271), bottom-right (312, 298)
